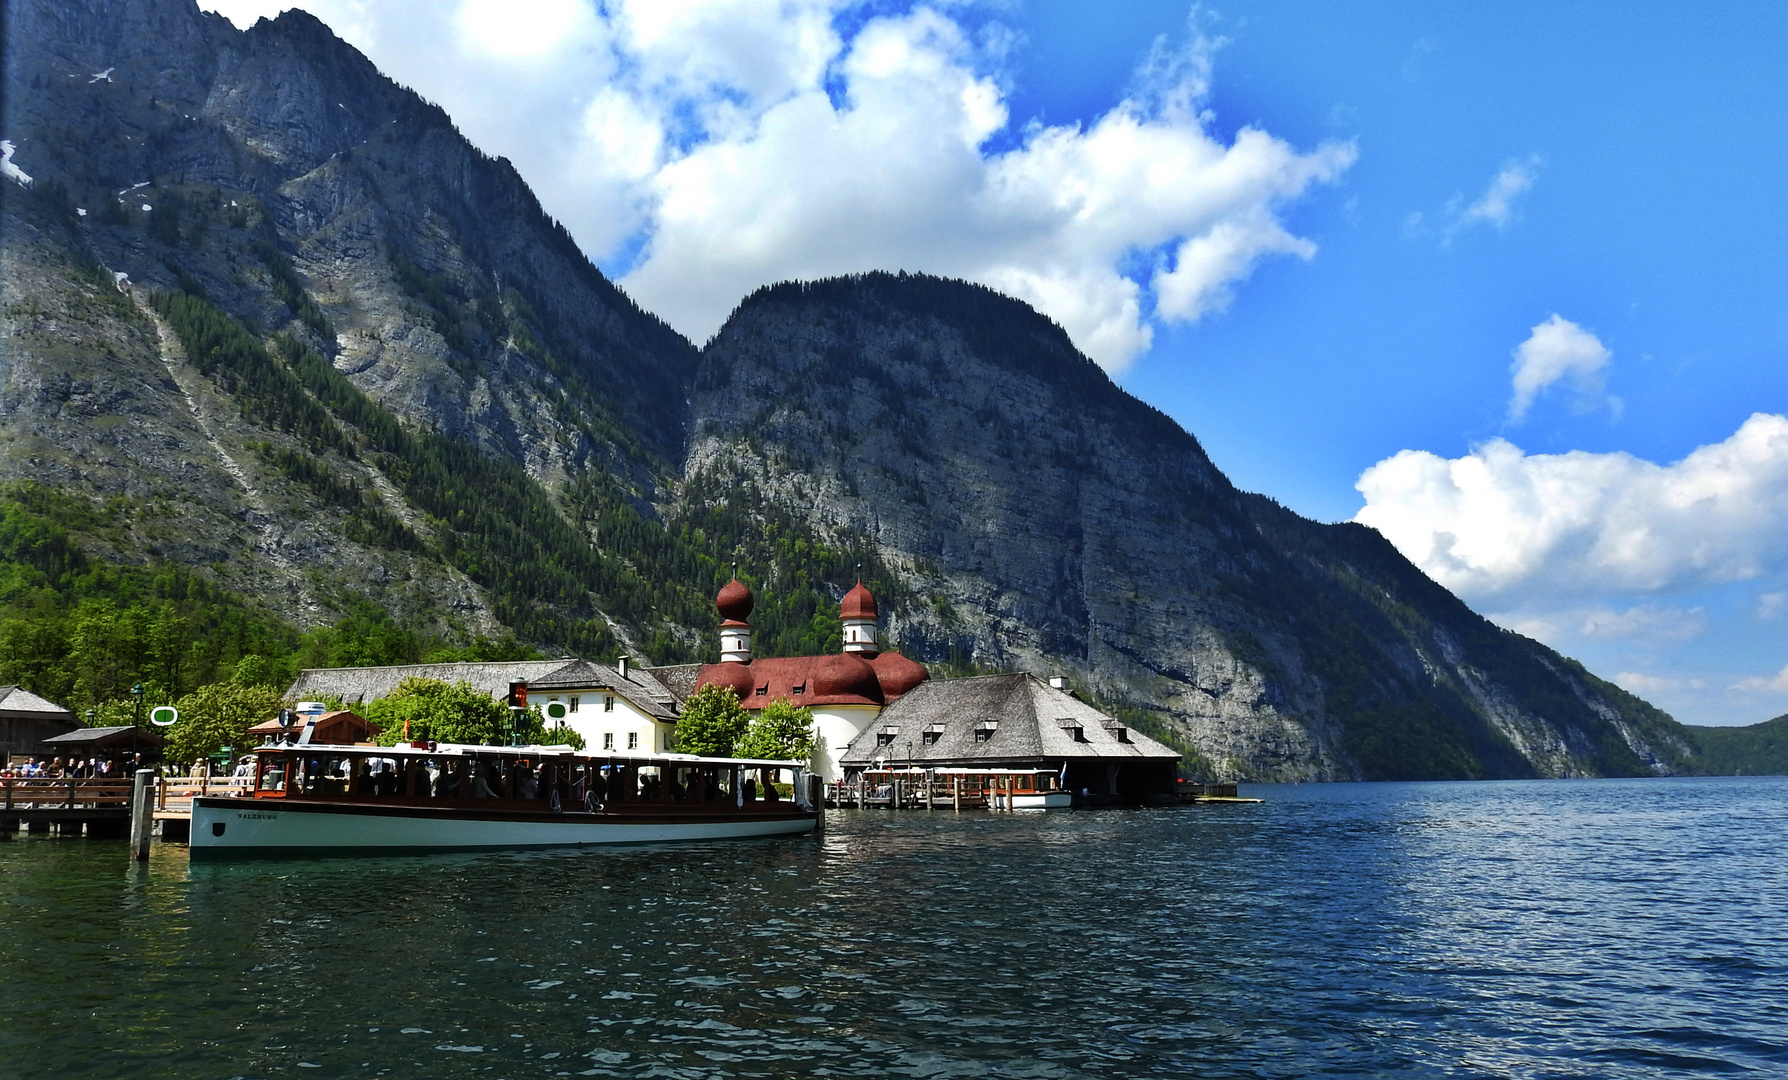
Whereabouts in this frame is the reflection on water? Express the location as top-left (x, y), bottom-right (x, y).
top-left (2, 777), bottom-right (1785, 1078)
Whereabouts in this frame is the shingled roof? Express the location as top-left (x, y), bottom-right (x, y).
top-left (284, 659), bottom-right (676, 720)
top-left (839, 673), bottom-right (1179, 767)
top-left (0, 686), bottom-right (75, 721)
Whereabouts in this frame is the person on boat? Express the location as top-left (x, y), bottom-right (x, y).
top-left (742, 777), bottom-right (757, 803)
top-left (434, 762), bottom-right (458, 798)
top-left (760, 768), bottom-right (779, 802)
top-left (468, 765), bottom-right (498, 799)
top-left (516, 765), bottom-right (539, 800)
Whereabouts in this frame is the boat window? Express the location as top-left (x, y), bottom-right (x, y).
top-left (257, 755), bottom-right (287, 792)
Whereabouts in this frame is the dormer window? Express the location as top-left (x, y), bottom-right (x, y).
top-left (876, 732), bottom-right (897, 748)
top-left (973, 722), bottom-right (997, 744)
top-left (922, 724), bottom-right (944, 746)
top-left (1059, 720), bottom-right (1086, 743)
top-left (1102, 721), bottom-right (1130, 743)
top-left (792, 681), bottom-right (806, 695)
top-left (755, 683), bottom-right (769, 697)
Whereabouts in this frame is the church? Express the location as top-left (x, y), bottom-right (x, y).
top-left (650, 577), bottom-right (930, 781)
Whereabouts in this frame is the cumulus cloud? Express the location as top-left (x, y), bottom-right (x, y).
top-left (198, 1), bottom-right (1353, 369)
top-left (1450, 155), bottom-right (1540, 235)
top-left (1757, 591), bottom-right (1787, 620)
top-left (1353, 412), bottom-right (1788, 602)
top-left (1507, 314), bottom-right (1614, 423)
top-left (1487, 604), bottom-right (1707, 648)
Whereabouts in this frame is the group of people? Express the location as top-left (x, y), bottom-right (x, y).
top-left (0, 756), bottom-right (129, 779)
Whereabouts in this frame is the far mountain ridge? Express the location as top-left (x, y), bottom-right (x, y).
top-left (0, 0), bottom-right (1743, 779)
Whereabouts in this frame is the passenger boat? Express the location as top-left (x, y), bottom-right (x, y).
top-left (188, 742), bottom-right (818, 859)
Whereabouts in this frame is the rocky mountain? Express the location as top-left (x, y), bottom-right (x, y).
top-left (0, 0), bottom-right (1717, 779)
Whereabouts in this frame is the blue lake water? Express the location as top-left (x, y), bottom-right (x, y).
top-left (1, 776), bottom-right (1784, 1079)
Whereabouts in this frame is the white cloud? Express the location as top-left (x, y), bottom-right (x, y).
top-left (1486, 604), bottom-right (1707, 648)
top-left (198, 1), bottom-right (1353, 370)
top-left (1614, 671), bottom-right (1707, 694)
top-left (1732, 664), bottom-right (1788, 693)
top-left (1757, 591), bottom-right (1787, 620)
top-left (1354, 412), bottom-right (1788, 602)
top-left (455, 0), bottom-right (596, 62)
top-left (1450, 155), bottom-right (1540, 235)
top-left (1508, 314), bottom-right (1613, 423)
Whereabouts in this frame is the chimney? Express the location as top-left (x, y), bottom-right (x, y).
top-left (1048, 676), bottom-right (1069, 692)
top-left (617, 655), bottom-right (630, 680)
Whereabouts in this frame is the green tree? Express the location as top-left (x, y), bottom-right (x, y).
top-left (673, 683), bottom-right (750, 757)
top-left (363, 677), bottom-right (509, 745)
top-left (736, 697), bottom-right (815, 762)
top-left (166, 683), bottom-right (288, 765)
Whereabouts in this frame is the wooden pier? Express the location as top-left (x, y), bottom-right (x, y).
top-left (0, 777), bottom-right (134, 837)
top-left (0, 775), bottom-right (253, 842)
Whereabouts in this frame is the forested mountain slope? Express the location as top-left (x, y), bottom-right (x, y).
top-left (0, 0), bottom-right (1719, 779)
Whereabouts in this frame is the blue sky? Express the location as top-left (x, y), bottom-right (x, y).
top-left (201, 1), bottom-right (1788, 726)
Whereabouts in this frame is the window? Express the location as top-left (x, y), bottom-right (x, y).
top-left (973, 722), bottom-right (997, 744)
top-left (627, 732), bottom-right (638, 750)
top-left (603, 695), bottom-right (615, 712)
top-left (755, 683), bottom-right (769, 696)
top-left (603, 733), bottom-right (614, 750)
top-left (569, 696), bottom-right (580, 713)
top-left (792, 681), bottom-right (806, 695)
top-left (1060, 721), bottom-right (1086, 743)
top-left (922, 730), bottom-right (941, 746)
top-left (877, 732), bottom-right (897, 748)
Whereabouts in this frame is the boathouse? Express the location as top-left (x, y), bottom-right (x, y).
top-left (284, 658), bottom-right (680, 753)
top-left (40, 724), bottom-right (164, 764)
top-left (0, 686), bottom-right (79, 760)
top-left (838, 673), bottom-right (1180, 802)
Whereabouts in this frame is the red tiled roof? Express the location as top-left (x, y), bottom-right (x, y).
top-left (696, 650), bottom-right (929, 709)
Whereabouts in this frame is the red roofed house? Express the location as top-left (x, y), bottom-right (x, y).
top-left (685, 578), bottom-right (928, 781)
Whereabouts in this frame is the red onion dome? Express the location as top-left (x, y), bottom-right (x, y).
top-left (839, 581), bottom-right (877, 621)
top-left (716, 578), bottom-right (754, 622)
top-left (870, 651), bottom-right (930, 699)
top-left (810, 653), bottom-right (884, 704)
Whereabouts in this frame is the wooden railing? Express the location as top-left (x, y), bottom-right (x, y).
top-left (154, 776), bottom-right (254, 814)
top-left (1, 778), bottom-right (135, 811)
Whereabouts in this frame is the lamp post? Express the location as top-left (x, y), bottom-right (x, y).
top-left (130, 683), bottom-right (144, 768)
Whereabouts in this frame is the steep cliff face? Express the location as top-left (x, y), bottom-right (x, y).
top-left (3, 0), bottom-right (697, 643)
top-left (2, 0), bottom-right (1711, 778)
top-left (689, 276), bottom-right (1698, 780)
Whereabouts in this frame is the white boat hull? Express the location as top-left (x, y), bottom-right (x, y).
top-left (1009, 791), bottom-right (1073, 809)
top-left (190, 798), bottom-right (815, 858)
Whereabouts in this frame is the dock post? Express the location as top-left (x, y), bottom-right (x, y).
top-left (130, 768), bottom-right (154, 861)
top-left (953, 776), bottom-right (960, 812)
top-left (925, 773), bottom-right (934, 811)
top-left (808, 774), bottom-right (824, 833)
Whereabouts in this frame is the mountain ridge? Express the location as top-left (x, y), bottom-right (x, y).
top-left (0, 0), bottom-right (1746, 779)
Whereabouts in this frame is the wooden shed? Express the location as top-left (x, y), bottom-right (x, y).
top-left (247, 710), bottom-right (380, 746)
top-left (0, 686), bottom-right (79, 760)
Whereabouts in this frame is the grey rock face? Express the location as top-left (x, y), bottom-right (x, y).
top-left (2, 0), bottom-right (1702, 779)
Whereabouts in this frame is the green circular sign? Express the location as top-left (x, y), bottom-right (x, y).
top-left (149, 705), bottom-right (179, 727)
top-left (545, 702), bottom-right (568, 720)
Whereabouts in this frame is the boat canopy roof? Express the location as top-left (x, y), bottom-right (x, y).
top-left (250, 742), bottom-right (805, 769)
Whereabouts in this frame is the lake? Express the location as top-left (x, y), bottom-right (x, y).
top-left (1, 777), bottom-right (1784, 1078)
